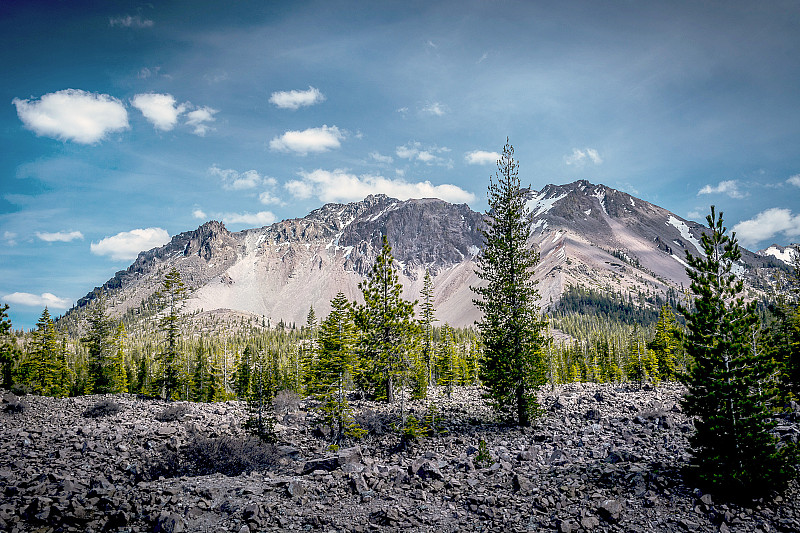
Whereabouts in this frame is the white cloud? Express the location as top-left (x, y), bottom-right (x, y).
top-left (109, 15), bottom-right (154, 28)
top-left (3, 231), bottom-right (17, 246)
top-left (565, 148), bottom-right (603, 166)
top-left (787, 174), bottom-right (800, 188)
top-left (12, 89), bottom-right (129, 144)
top-left (733, 208), bottom-right (800, 247)
top-left (698, 180), bottom-right (747, 199)
top-left (687, 210), bottom-right (705, 221)
top-left (193, 209), bottom-right (208, 219)
top-left (284, 168), bottom-right (476, 204)
top-left (465, 150), bottom-right (500, 165)
top-left (185, 106), bottom-right (218, 136)
top-left (131, 93), bottom-right (187, 131)
top-left (258, 191), bottom-right (282, 205)
top-left (269, 125), bottom-right (344, 155)
top-left (421, 102), bottom-right (446, 116)
top-left (208, 165), bottom-right (270, 190)
top-left (220, 211), bottom-right (276, 226)
top-left (395, 142), bottom-right (452, 166)
top-left (2, 292), bottom-right (72, 310)
top-left (36, 230), bottom-right (84, 242)
top-left (269, 86), bottom-right (325, 110)
top-left (370, 152), bottom-right (394, 164)
top-left (90, 228), bottom-right (170, 261)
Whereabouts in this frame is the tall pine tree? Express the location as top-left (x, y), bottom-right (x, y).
top-left (681, 206), bottom-right (797, 498)
top-left (83, 295), bottom-right (113, 394)
top-left (471, 140), bottom-right (549, 426)
top-left (156, 268), bottom-right (186, 400)
top-left (419, 270), bottom-right (437, 386)
top-left (354, 235), bottom-right (417, 403)
top-left (0, 304), bottom-right (18, 389)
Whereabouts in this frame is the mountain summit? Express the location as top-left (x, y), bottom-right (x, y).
top-left (71, 181), bottom-right (783, 328)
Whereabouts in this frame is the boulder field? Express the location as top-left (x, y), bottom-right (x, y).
top-left (1, 383), bottom-right (798, 532)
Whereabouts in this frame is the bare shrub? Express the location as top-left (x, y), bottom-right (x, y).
top-left (148, 435), bottom-right (277, 479)
top-left (156, 403), bottom-right (189, 422)
top-left (273, 389), bottom-right (301, 415)
top-left (10, 383), bottom-right (33, 396)
top-left (83, 399), bottom-right (121, 418)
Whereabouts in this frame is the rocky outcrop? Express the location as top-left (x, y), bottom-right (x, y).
top-left (1, 384), bottom-right (798, 532)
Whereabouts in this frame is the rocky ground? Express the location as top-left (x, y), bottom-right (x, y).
top-left (1, 383), bottom-right (799, 533)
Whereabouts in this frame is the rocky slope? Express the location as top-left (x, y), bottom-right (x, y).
top-left (2, 384), bottom-right (798, 532)
top-left (67, 181), bottom-right (786, 330)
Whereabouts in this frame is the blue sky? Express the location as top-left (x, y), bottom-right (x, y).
top-left (2, 0), bottom-right (800, 330)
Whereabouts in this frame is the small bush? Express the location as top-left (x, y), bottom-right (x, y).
top-left (10, 384), bottom-right (33, 396)
top-left (355, 409), bottom-right (389, 436)
top-left (156, 404), bottom-right (189, 422)
top-left (273, 389), bottom-right (301, 415)
top-left (148, 435), bottom-right (277, 479)
top-left (83, 399), bottom-right (121, 418)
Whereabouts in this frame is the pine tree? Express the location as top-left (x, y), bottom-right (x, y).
top-left (234, 344), bottom-right (254, 399)
top-left (0, 304), bottom-right (16, 389)
top-left (354, 235), bottom-right (418, 403)
top-left (419, 270), bottom-right (437, 386)
top-left (648, 305), bottom-right (682, 381)
top-left (83, 296), bottom-right (113, 394)
top-left (681, 206), bottom-right (797, 499)
top-left (314, 292), bottom-right (363, 442)
top-left (436, 323), bottom-right (457, 396)
top-left (471, 140), bottom-right (549, 426)
top-left (156, 268), bottom-right (186, 400)
top-left (110, 322), bottom-right (129, 393)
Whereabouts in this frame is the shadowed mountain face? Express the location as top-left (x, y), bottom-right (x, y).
top-left (70, 181), bottom-right (784, 328)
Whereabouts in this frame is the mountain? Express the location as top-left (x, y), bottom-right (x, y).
top-left (67, 180), bottom-right (785, 330)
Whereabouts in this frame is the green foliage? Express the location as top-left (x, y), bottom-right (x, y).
top-left (471, 139), bottom-right (549, 426)
top-left (681, 206), bottom-right (797, 499)
top-left (0, 304), bottom-right (17, 389)
top-left (474, 439), bottom-right (492, 468)
top-left (244, 351), bottom-right (277, 443)
top-left (419, 270), bottom-right (437, 387)
top-left (435, 323), bottom-right (457, 396)
top-left (648, 305), bottom-right (683, 381)
top-left (110, 322), bottom-right (129, 393)
top-left (82, 296), bottom-right (113, 394)
top-left (156, 268), bottom-right (186, 400)
top-left (354, 236), bottom-right (418, 403)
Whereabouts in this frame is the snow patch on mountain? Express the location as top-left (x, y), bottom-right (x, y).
top-left (667, 216), bottom-right (703, 254)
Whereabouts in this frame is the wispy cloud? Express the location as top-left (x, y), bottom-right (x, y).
top-left (565, 148), bottom-right (603, 166)
top-left (36, 230), bottom-right (84, 243)
top-left (192, 209), bottom-right (208, 220)
top-left (396, 141), bottom-right (452, 167)
top-left (185, 106), bottom-right (217, 136)
top-left (269, 125), bottom-right (344, 155)
top-left (285, 168), bottom-right (475, 204)
top-left (733, 208), bottom-right (800, 247)
top-left (220, 211), bottom-right (276, 226)
top-left (3, 232), bottom-right (17, 246)
top-left (369, 152), bottom-right (394, 164)
top-left (13, 89), bottom-right (129, 144)
top-left (2, 292), bottom-right (71, 310)
top-left (698, 179), bottom-right (747, 199)
top-left (787, 174), bottom-right (800, 187)
top-left (109, 15), bottom-right (153, 28)
top-left (209, 165), bottom-right (266, 190)
top-left (131, 93), bottom-right (187, 131)
top-left (269, 86), bottom-right (325, 110)
top-left (421, 102), bottom-right (446, 116)
top-left (464, 150), bottom-right (500, 165)
top-left (90, 228), bottom-right (170, 261)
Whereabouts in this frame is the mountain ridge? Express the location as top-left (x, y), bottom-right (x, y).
top-left (68, 180), bottom-right (786, 330)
